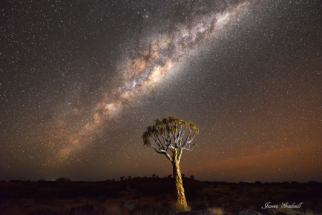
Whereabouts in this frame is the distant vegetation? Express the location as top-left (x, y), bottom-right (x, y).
top-left (55, 177), bottom-right (72, 182)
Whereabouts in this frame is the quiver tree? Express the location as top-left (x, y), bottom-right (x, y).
top-left (142, 116), bottom-right (199, 211)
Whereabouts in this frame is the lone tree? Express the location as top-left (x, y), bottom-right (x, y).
top-left (142, 116), bottom-right (199, 211)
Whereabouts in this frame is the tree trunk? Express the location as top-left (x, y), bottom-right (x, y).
top-left (172, 150), bottom-right (188, 210)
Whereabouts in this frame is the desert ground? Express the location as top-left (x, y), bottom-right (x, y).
top-left (1, 176), bottom-right (321, 215)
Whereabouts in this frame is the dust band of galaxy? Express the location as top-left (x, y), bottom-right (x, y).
top-left (53, 1), bottom-right (252, 160)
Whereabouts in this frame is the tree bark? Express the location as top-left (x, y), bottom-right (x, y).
top-left (172, 150), bottom-right (188, 209)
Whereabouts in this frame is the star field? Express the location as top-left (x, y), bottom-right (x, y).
top-left (1, 0), bottom-right (322, 182)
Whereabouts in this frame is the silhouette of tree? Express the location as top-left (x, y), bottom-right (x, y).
top-left (190, 175), bottom-right (194, 180)
top-left (120, 176), bottom-right (125, 181)
top-left (142, 116), bottom-right (199, 211)
top-left (55, 177), bottom-right (71, 182)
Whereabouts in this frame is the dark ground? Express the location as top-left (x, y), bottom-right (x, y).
top-left (1, 177), bottom-right (321, 215)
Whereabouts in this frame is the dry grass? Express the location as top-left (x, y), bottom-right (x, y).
top-left (208, 207), bottom-right (225, 215)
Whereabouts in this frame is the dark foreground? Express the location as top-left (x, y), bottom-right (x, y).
top-left (1, 177), bottom-right (321, 215)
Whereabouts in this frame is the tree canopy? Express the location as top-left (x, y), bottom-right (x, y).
top-left (142, 116), bottom-right (199, 162)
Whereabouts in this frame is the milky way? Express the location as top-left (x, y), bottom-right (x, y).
top-left (1, 0), bottom-right (321, 182)
top-left (54, 1), bottom-right (252, 160)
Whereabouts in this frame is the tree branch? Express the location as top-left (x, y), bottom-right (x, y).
top-left (178, 126), bottom-right (185, 147)
top-left (180, 129), bottom-right (192, 148)
top-left (178, 147), bottom-right (183, 162)
top-left (174, 123), bottom-right (178, 148)
top-left (186, 134), bottom-right (196, 144)
top-left (159, 131), bottom-right (170, 146)
top-left (182, 142), bottom-right (194, 151)
top-left (156, 134), bottom-right (166, 150)
top-left (152, 134), bottom-right (163, 150)
top-left (150, 145), bottom-right (173, 162)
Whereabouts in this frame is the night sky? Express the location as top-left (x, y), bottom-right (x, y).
top-left (1, 0), bottom-right (321, 182)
